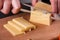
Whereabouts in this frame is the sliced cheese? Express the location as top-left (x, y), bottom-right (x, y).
top-left (12, 17), bottom-right (36, 31)
top-left (8, 21), bottom-right (25, 31)
top-left (4, 24), bottom-right (24, 36)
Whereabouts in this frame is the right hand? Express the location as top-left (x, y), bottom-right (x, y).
top-left (50, 0), bottom-right (60, 14)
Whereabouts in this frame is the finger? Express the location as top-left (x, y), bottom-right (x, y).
top-left (32, 0), bottom-right (38, 6)
top-left (58, 0), bottom-right (60, 13)
top-left (50, 0), bottom-right (58, 13)
top-left (12, 0), bottom-right (21, 14)
top-left (1, 0), bottom-right (11, 14)
top-left (0, 0), bottom-right (3, 10)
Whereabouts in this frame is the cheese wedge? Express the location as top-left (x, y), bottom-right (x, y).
top-left (4, 24), bottom-right (25, 36)
top-left (12, 17), bottom-right (36, 31)
top-left (8, 21), bottom-right (25, 31)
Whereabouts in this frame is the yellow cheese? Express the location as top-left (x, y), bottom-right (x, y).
top-left (4, 24), bottom-right (25, 36)
top-left (34, 2), bottom-right (52, 12)
top-left (30, 10), bottom-right (52, 26)
top-left (8, 21), bottom-right (25, 31)
top-left (30, 2), bottom-right (52, 26)
top-left (3, 17), bottom-right (36, 36)
top-left (12, 17), bottom-right (36, 31)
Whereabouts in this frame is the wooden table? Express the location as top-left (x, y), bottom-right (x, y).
top-left (0, 13), bottom-right (60, 40)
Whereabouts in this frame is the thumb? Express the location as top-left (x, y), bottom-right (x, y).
top-left (50, 0), bottom-right (58, 13)
top-left (32, 0), bottom-right (38, 6)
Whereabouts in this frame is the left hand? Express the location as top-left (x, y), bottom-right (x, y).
top-left (0, 0), bottom-right (38, 14)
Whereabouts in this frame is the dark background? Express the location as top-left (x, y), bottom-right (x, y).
top-left (42, 0), bottom-right (50, 4)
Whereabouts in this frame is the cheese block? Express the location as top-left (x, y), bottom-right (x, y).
top-left (12, 17), bottom-right (36, 31)
top-left (4, 24), bottom-right (25, 36)
top-left (8, 21), bottom-right (25, 31)
top-left (30, 10), bottom-right (52, 26)
top-left (30, 2), bottom-right (52, 26)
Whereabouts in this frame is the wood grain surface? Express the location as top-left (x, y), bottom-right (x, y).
top-left (0, 13), bottom-right (60, 40)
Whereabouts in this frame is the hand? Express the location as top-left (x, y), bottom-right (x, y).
top-left (0, 0), bottom-right (38, 14)
top-left (50, 0), bottom-right (60, 14)
top-left (32, 0), bottom-right (38, 6)
top-left (0, 0), bottom-right (21, 14)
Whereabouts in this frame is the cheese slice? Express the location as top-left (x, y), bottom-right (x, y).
top-left (8, 21), bottom-right (25, 31)
top-left (12, 17), bottom-right (36, 31)
top-left (4, 24), bottom-right (25, 36)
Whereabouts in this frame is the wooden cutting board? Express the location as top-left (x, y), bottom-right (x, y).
top-left (0, 2), bottom-right (60, 40)
top-left (0, 13), bottom-right (60, 40)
